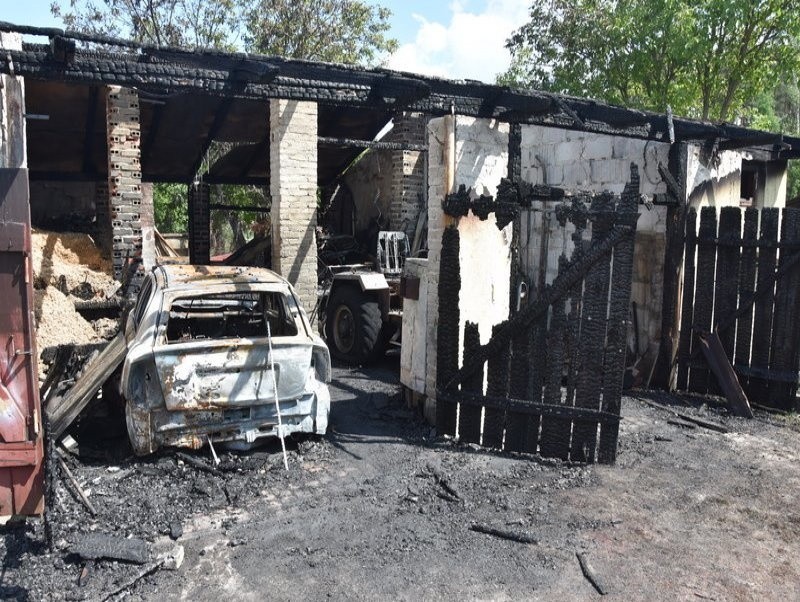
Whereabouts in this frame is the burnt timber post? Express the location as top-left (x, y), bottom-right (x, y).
top-left (652, 142), bottom-right (688, 389)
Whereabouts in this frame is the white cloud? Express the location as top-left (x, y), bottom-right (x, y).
top-left (387, 0), bottom-right (529, 83)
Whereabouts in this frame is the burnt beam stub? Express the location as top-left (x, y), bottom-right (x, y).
top-left (81, 86), bottom-right (99, 175)
top-left (188, 96), bottom-right (235, 180)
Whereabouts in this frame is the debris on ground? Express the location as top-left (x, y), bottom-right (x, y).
top-left (4, 361), bottom-right (800, 600)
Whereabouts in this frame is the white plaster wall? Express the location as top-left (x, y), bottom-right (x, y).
top-left (685, 147), bottom-right (787, 209)
top-left (686, 147), bottom-right (744, 208)
top-left (400, 257), bottom-right (428, 394)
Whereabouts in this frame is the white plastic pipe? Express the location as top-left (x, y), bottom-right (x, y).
top-left (267, 321), bottom-right (289, 471)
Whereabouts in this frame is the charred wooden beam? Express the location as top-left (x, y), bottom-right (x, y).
top-left (49, 35), bottom-right (75, 64)
top-left (436, 390), bottom-right (622, 424)
top-left (188, 96), bottom-right (235, 180)
top-left (140, 100), bottom-right (164, 173)
top-left (81, 86), bottom-right (99, 175)
top-left (317, 136), bottom-right (427, 152)
top-left (718, 133), bottom-right (783, 152)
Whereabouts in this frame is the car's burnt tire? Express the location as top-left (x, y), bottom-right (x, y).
top-left (324, 286), bottom-right (385, 364)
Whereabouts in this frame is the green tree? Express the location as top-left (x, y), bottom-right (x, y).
top-left (503, 0), bottom-right (800, 122)
top-left (50, 0), bottom-right (240, 48)
top-left (244, 0), bottom-right (397, 64)
top-left (153, 182), bottom-right (189, 233)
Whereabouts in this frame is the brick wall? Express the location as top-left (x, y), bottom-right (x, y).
top-left (388, 112), bottom-right (427, 238)
top-left (269, 99), bottom-right (318, 312)
top-left (106, 86), bottom-right (143, 287)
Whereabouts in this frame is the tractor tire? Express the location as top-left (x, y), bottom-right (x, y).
top-left (324, 285), bottom-right (386, 364)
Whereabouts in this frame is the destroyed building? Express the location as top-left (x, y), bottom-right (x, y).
top-left (2, 21), bottom-right (800, 516)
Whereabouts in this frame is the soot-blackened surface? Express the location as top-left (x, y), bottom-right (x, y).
top-left (3, 361), bottom-right (800, 601)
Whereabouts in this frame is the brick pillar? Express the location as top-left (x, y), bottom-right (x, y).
top-left (389, 112), bottom-right (427, 239)
top-left (269, 99), bottom-right (318, 311)
top-left (188, 182), bottom-right (210, 265)
top-left (106, 86), bottom-right (143, 287)
top-left (140, 182), bottom-right (156, 269)
top-left (94, 181), bottom-right (111, 256)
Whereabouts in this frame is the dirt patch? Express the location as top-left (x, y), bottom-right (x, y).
top-left (3, 363), bottom-right (800, 600)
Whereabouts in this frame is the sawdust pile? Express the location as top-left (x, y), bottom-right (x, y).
top-left (31, 229), bottom-right (116, 293)
top-left (31, 230), bottom-right (118, 375)
top-left (34, 287), bottom-right (100, 352)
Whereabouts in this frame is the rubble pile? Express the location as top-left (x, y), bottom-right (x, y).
top-left (30, 229), bottom-right (120, 375)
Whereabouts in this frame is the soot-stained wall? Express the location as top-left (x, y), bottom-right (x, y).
top-left (519, 125), bottom-right (670, 355)
top-left (422, 115), bottom-right (511, 402)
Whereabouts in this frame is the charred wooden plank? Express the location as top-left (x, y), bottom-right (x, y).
top-left (572, 193), bottom-right (615, 463)
top-left (436, 390), bottom-right (622, 423)
top-left (749, 209), bottom-right (779, 404)
top-left (436, 226), bottom-right (461, 436)
top-left (768, 208), bottom-right (800, 408)
top-left (458, 321), bottom-right (483, 445)
top-left (734, 208), bottom-right (758, 394)
top-left (506, 320), bottom-right (532, 453)
top-left (598, 165), bottom-right (639, 463)
top-left (688, 207), bottom-right (718, 394)
top-left (483, 322), bottom-right (510, 449)
top-left (712, 207), bottom-right (742, 393)
top-left (676, 208), bottom-right (698, 390)
top-left (45, 333), bottom-right (127, 438)
top-left (697, 331), bottom-right (753, 418)
top-left (538, 255), bottom-right (571, 460)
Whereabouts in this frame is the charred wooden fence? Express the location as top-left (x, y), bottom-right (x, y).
top-left (436, 165), bottom-right (641, 464)
top-left (677, 206), bottom-right (800, 410)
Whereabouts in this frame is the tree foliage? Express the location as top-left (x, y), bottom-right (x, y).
top-left (244, 0), bottom-right (397, 64)
top-left (503, 0), bottom-right (800, 122)
top-left (50, 0), bottom-right (241, 48)
top-left (51, 0), bottom-right (398, 66)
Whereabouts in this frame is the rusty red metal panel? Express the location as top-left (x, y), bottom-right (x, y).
top-left (0, 168), bottom-right (44, 516)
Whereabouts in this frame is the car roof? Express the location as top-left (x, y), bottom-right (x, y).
top-left (153, 264), bottom-right (290, 290)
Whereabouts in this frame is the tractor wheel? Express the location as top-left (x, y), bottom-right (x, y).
top-left (324, 286), bottom-right (385, 364)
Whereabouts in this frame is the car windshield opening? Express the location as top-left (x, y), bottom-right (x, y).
top-left (165, 291), bottom-right (298, 342)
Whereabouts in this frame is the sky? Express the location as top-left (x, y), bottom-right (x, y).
top-left (3, 0), bottom-right (530, 83)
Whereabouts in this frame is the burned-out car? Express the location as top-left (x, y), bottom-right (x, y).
top-left (120, 265), bottom-right (331, 455)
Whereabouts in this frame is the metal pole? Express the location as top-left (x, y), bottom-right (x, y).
top-left (267, 321), bottom-right (289, 470)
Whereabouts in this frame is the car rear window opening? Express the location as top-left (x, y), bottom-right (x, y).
top-left (165, 291), bottom-right (298, 342)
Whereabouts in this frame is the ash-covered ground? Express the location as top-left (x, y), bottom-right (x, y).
top-left (3, 357), bottom-right (800, 601)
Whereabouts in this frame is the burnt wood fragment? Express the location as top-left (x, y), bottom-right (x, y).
top-left (458, 322), bottom-right (483, 445)
top-left (483, 322), bottom-right (510, 449)
top-left (713, 207), bottom-right (742, 366)
top-left (676, 208), bottom-right (698, 390)
top-left (598, 165), bottom-right (639, 463)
